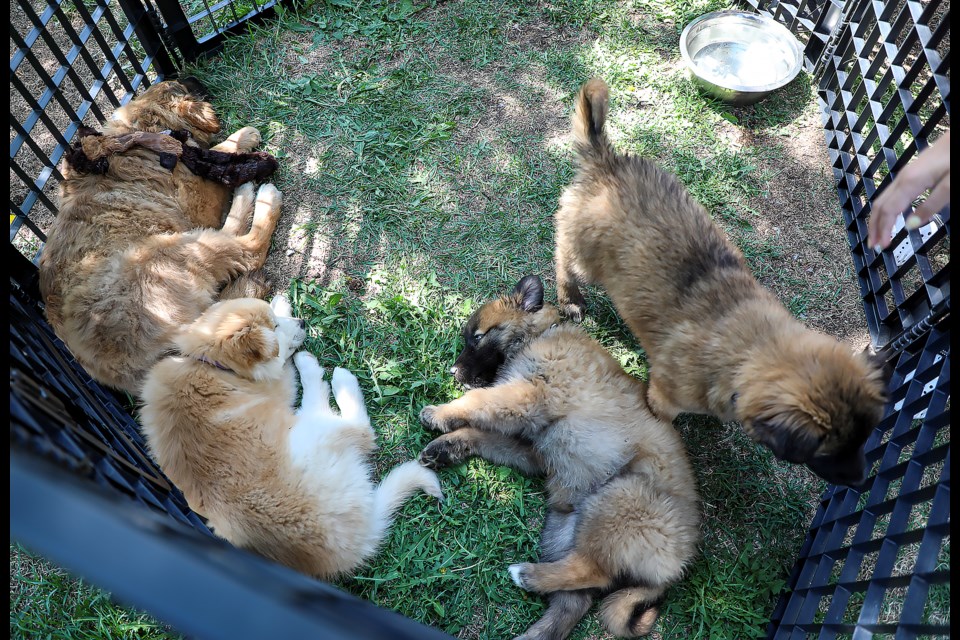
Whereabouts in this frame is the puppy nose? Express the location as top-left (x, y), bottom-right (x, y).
top-left (298, 319), bottom-right (306, 329)
top-left (450, 365), bottom-right (459, 377)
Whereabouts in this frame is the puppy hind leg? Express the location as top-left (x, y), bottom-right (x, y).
top-left (513, 591), bottom-right (594, 640)
top-left (238, 184), bottom-right (282, 268)
top-left (211, 126), bottom-right (261, 153)
top-left (221, 182), bottom-right (256, 236)
top-left (538, 510), bottom-right (579, 562)
top-left (509, 553), bottom-right (609, 594)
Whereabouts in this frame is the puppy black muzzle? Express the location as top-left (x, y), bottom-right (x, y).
top-left (806, 447), bottom-right (869, 489)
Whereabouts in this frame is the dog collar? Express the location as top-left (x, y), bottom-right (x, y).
top-left (195, 355), bottom-right (234, 373)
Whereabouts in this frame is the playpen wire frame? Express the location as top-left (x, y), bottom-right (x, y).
top-left (9, 0), bottom-right (950, 637)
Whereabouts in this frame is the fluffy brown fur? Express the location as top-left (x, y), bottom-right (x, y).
top-left (140, 296), bottom-right (443, 579)
top-left (554, 78), bottom-right (889, 487)
top-left (39, 79), bottom-right (281, 396)
top-left (420, 276), bottom-right (701, 640)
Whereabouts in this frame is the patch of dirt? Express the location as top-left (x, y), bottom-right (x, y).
top-left (740, 111), bottom-right (871, 349)
top-left (278, 31), bottom-right (338, 76)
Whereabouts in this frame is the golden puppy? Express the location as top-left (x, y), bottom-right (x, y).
top-left (554, 78), bottom-right (888, 487)
top-left (39, 79), bottom-right (281, 396)
top-left (140, 296), bottom-right (443, 579)
top-left (420, 276), bottom-right (701, 639)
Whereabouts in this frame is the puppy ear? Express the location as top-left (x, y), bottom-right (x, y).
top-left (511, 275), bottom-right (544, 313)
top-left (174, 97), bottom-right (221, 134)
top-left (227, 325), bottom-right (276, 364)
top-left (752, 420), bottom-right (823, 464)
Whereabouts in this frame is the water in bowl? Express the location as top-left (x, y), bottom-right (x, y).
top-left (693, 39), bottom-right (792, 88)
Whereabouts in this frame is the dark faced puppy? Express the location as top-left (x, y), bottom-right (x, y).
top-left (553, 78), bottom-right (890, 487)
top-left (420, 276), bottom-right (701, 640)
top-left (450, 275), bottom-right (546, 389)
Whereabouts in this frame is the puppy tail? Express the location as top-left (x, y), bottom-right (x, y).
top-left (571, 77), bottom-right (613, 165)
top-left (598, 586), bottom-right (666, 637)
top-left (369, 461), bottom-right (443, 547)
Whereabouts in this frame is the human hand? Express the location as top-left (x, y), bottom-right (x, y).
top-left (868, 130), bottom-right (950, 252)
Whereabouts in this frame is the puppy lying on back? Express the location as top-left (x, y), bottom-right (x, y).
top-left (420, 276), bottom-right (701, 640)
top-left (39, 79), bottom-right (281, 396)
top-left (140, 296), bottom-right (442, 578)
top-left (554, 78), bottom-right (889, 487)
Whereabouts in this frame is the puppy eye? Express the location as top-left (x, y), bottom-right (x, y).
top-left (473, 332), bottom-right (485, 343)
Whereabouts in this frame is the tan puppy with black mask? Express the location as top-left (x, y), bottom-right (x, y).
top-left (554, 78), bottom-right (889, 487)
top-left (421, 276), bottom-right (700, 640)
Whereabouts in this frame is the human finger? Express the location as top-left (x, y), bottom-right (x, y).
top-left (868, 142), bottom-right (950, 250)
top-left (906, 176), bottom-right (950, 230)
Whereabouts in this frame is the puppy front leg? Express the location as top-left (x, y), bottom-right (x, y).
top-left (420, 429), bottom-right (544, 475)
top-left (555, 242), bottom-right (587, 323)
top-left (221, 182), bottom-right (255, 236)
top-left (236, 184), bottom-right (283, 269)
top-left (419, 381), bottom-right (544, 435)
top-left (294, 352), bottom-right (333, 418)
top-left (646, 377), bottom-right (681, 423)
top-left (326, 367), bottom-right (376, 455)
top-left (210, 126), bottom-right (261, 153)
top-left (289, 357), bottom-right (375, 464)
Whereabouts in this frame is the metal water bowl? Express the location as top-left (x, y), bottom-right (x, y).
top-left (680, 10), bottom-right (803, 106)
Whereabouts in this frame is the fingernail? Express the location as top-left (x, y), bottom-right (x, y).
top-left (905, 214), bottom-right (923, 230)
top-left (873, 244), bottom-right (883, 253)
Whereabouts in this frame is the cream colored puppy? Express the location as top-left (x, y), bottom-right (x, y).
top-left (140, 295), bottom-right (442, 579)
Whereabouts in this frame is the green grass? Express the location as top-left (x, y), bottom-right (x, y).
top-left (15, 0), bottom-right (933, 638)
top-left (10, 544), bottom-right (183, 640)
top-left (285, 265), bottom-right (821, 639)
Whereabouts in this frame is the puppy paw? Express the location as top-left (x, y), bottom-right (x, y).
top-left (293, 351), bottom-right (322, 375)
top-left (233, 126), bottom-right (261, 152)
top-left (419, 437), bottom-right (469, 470)
top-left (508, 564), bottom-right (530, 590)
top-left (560, 303), bottom-right (585, 323)
top-left (255, 183), bottom-right (283, 211)
top-left (419, 405), bottom-right (463, 433)
top-left (330, 367), bottom-right (361, 397)
top-left (270, 292), bottom-right (293, 317)
top-left (331, 367), bottom-right (369, 421)
top-left (233, 181), bottom-right (256, 202)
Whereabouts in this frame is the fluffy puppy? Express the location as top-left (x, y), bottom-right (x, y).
top-left (140, 296), bottom-right (443, 579)
top-left (554, 78), bottom-right (889, 487)
top-left (420, 276), bottom-right (701, 640)
top-left (39, 79), bottom-right (280, 396)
